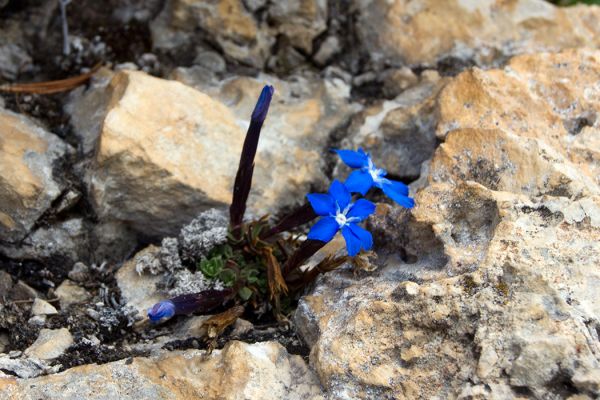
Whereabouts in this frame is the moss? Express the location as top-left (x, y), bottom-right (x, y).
top-left (462, 275), bottom-right (478, 295)
top-left (495, 280), bottom-right (510, 299)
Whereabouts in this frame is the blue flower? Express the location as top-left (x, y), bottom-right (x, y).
top-left (306, 180), bottom-right (375, 256)
top-left (334, 148), bottom-right (415, 209)
top-left (147, 300), bottom-right (176, 323)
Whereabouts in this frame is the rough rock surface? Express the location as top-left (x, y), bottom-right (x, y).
top-left (356, 0), bottom-right (600, 69)
top-left (81, 70), bottom-right (245, 236)
top-left (1, 341), bottom-right (325, 400)
top-left (151, 0), bottom-right (327, 69)
top-left (295, 49), bottom-right (600, 399)
top-left (0, 109), bottom-right (70, 243)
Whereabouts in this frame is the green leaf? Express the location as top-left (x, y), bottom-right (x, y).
top-left (198, 256), bottom-right (224, 278)
top-left (238, 287), bottom-right (253, 301)
top-left (219, 269), bottom-right (237, 287)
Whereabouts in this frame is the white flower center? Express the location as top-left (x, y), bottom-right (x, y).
top-left (367, 157), bottom-right (384, 184)
top-left (335, 212), bottom-right (348, 227)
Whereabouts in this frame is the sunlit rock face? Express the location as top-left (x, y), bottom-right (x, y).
top-left (355, 0), bottom-right (600, 69)
top-left (295, 49), bottom-right (600, 399)
top-left (0, 109), bottom-right (70, 243)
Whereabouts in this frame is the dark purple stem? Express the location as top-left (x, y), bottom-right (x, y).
top-left (282, 239), bottom-right (326, 277)
top-left (171, 288), bottom-right (233, 315)
top-left (262, 203), bottom-right (317, 239)
top-left (230, 85), bottom-right (274, 232)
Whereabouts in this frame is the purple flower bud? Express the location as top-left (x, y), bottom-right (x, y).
top-left (147, 300), bottom-right (176, 322)
top-left (250, 85), bottom-right (274, 124)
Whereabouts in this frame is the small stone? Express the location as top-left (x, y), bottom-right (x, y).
top-left (27, 315), bottom-right (46, 327)
top-left (231, 318), bottom-right (254, 337)
top-left (55, 280), bottom-right (91, 309)
top-left (313, 36), bottom-right (340, 66)
top-left (193, 49), bottom-right (226, 73)
top-left (393, 281), bottom-right (420, 299)
top-left (24, 328), bottom-right (73, 361)
top-left (116, 246), bottom-right (163, 319)
top-left (382, 67), bottom-right (418, 97)
top-left (68, 262), bottom-right (90, 283)
top-left (31, 299), bottom-right (58, 316)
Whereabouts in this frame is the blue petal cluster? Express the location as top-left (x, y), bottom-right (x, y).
top-left (307, 180), bottom-right (375, 256)
top-left (147, 300), bottom-right (176, 322)
top-left (334, 149), bottom-right (415, 209)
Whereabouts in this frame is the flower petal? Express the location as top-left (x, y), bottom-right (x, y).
top-left (334, 149), bottom-right (369, 168)
top-left (382, 182), bottom-right (415, 209)
top-left (344, 170), bottom-right (373, 195)
top-left (329, 180), bottom-right (351, 210)
top-left (383, 179), bottom-right (409, 196)
top-left (147, 300), bottom-right (176, 322)
top-left (306, 193), bottom-right (336, 216)
top-left (307, 217), bottom-right (340, 243)
top-left (347, 198), bottom-right (376, 221)
top-left (347, 223), bottom-right (373, 252)
top-left (341, 225), bottom-right (362, 256)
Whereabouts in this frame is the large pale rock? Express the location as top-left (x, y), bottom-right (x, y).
top-left (84, 70), bottom-right (245, 236)
top-left (180, 72), bottom-right (357, 217)
top-left (356, 0), bottom-right (600, 68)
top-left (75, 69), bottom-right (355, 236)
top-left (2, 342), bottom-right (325, 399)
top-left (0, 109), bottom-right (69, 243)
top-left (295, 49), bottom-right (600, 399)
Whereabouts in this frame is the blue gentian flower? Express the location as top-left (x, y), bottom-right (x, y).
top-left (307, 180), bottom-right (375, 256)
top-left (147, 300), bottom-right (175, 322)
top-left (334, 148), bottom-right (415, 209)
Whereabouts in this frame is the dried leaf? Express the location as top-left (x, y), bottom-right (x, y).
top-left (202, 305), bottom-right (245, 339)
top-left (0, 63), bottom-right (101, 94)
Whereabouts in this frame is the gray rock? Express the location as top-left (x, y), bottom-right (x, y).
top-left (0, 218), bottom-right (90, 270)
top-left (0, 44), bottom-right (32, 80)
top-left (0, 108), bottom-right (71, 243)
top-left (0, 354), bottom-right (58, 379)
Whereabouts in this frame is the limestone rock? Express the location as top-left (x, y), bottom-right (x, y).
top-left (83, 70), bottom-right (246, 236)
top-left (181, 73), bottom-right (357, 217)
top-left (0, 109), bottom-right (70, 243)
top-left (355, 0), bottom-right (600, 69)
top-left (295, 49), bottom-right (600, 399)
top-left (433, 49), bottom-right (600, 197)
top-left (3, 342), bottom-right (325, 399)
top-left (24, 328), bottom-right (73, 361)
top-left (75, 69), bottom-right (355, 236)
